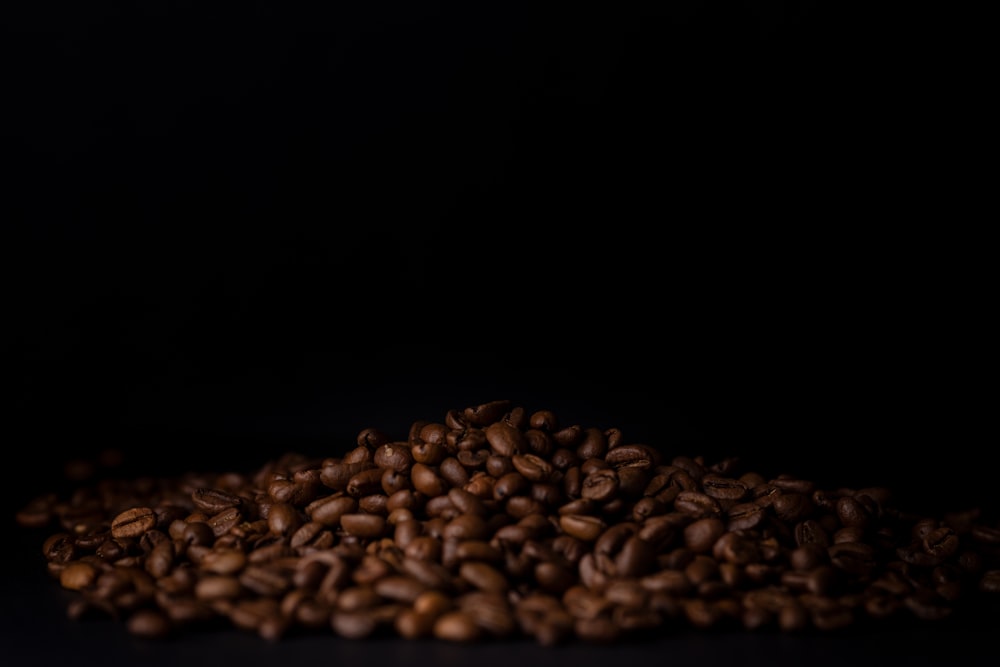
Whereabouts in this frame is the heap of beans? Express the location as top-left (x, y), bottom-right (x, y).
top-left (15, 400), bottom-right (1000, 644)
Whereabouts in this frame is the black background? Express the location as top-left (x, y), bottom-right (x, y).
top-left (3, 2), bottom-right (995, 665)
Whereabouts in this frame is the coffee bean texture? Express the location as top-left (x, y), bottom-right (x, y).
top-left (15, 400), bottom-right (1000, 644)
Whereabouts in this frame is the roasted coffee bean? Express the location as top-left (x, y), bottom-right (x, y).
top-left (505, 496), bottom-right (546, 519)
top-left (145, 540), bottom-right (176, 578)
top-left (448, 427), bottom-right (482, 452)
top-left (207, 507), bottom-right (243, 538)
top-left (60, 562), bottom-right (99, 591)
top-left (727, 502), bottom-right (766, 531)
top-left (702, 475), bottom-right (747, 501)
top-left (581, 469), bottom-right (619, 502)
top-left (772, 493), bottom-right (813, 523)
top-left (111, 508), bottom-right (156, 539)
top-left (332, 610), bottom-right (378, 638)
top-left (19, 400), bottom-right (1000, 645)
top-left (675, 491), bottom-right (720, 518)
top-left (410, 464), bottom-right (446, 497)
top-left (684, 518), bottom-right (726, 553)
top-left (485, 421), bottom-right (524, 458)
top-left (440, 457), bottom-right (470, 488)
top-left (374, 443), bottom-right (412, 472)
top-left (434, 611), bottom-right (482, 642)
top-left (443, 514), bottom-right (489, 541)
top-left (192, 488), bottom-right (242, 514)
top-left (340, 514), bottom-right (386, 539)
top-left (195, 575), bottom-right (242, 601)
top-left (127, 609), bottom-right (172, 639)
top-left (307, 495), bottom-right (357, 526)
top-left (980, 570), bottom-right (1000, 593)
top-left (829, 542), bottom-right (877, 576)
top-left (200, 549), bottom-right (247, 575)
top-left (267, 503), bottom-right (302, 536)
top-left (460, 562), bottom-right (508, 593)
top-left (559, 515), bottom-right (606, 542)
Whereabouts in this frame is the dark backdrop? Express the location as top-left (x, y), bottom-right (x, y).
top-left (2, 2), bottom-right (994, 665)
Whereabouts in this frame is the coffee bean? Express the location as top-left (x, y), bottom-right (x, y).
top-left (111, 508), bottom-right (156, 539)
top-left (195, 575), bottom-right (242, 601)
top-left (434, 611), bottom-right (482, 642)
top-left (127, 609), bottom-right (172, 639)
top-left (340, 514), bottom-right (386, 539)
top-left (60, 562), bottom-right (98, 591)
top-left (559, 514), bottom-right (606, 541)
top-left (200, 549), bottom-right (247, 575)
top-left (207, 507), bottom-right (243, 538)
top-left (192, 488), bottom-right (242, 514)
top-left (19, 400), bottom-right (1000, 645)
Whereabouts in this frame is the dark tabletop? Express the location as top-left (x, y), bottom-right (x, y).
top-left (3, 2), bottom-right (994, 665)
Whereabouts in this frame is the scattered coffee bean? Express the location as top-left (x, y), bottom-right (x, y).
top-left (15, 400), bottom-right (1000, 645)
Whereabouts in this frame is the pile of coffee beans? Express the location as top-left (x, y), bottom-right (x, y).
top-left (15, 400), bottom-right (1000, 644)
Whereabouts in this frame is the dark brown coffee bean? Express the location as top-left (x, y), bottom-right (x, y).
top-left (574, 616), bottom-right (620, 643)
top-left (448, 488), bottom-right (486, 517)
top-left (289, 521), bottom-right (323, 549)
top-left (463, 400), bottom-right (512, 427)
top-left (790, 544), bottom-right (826, 571)
top-left (127, 609), bottom-right (172, 639)
top-left (195, 575), bottom-right (242, 600)
top-left (494, 472), bottom-right (529, 502)
top-left (358, 427), bottom-right (393, 449)
top-left (374, 443), bottom-right (412, 472)
top-left (395, 608), bottom-right (436, 639)
top-left (727, 502), bottom-right (766, 531)
top-left (207, 507), bottom-right (242, 538)
top-left (192, 488), bottom-right (242, 514)
top-left (200, 549), bottom-right (247, 575)
top-left (560, 514), bottom-right (606, 541)
top-left (340, 514), bottom-right (386, 539)
top-left (511, 454), bottom-right (554, 482)
top-left (306, 495), bottom-right (357, 527)
top-left (266, 502), bottom-right (301, 536)
top-left (60, 562), bottom-right (99, 591)
top-left (971, 525), bottom-right (1000, 545)
top-left (829, 542), bottom-right (877, 576)
top-left (795, 519), bottom-right (830, 548)
top-left (410, 464), bottom-right (446, 497)
top-left (434, 610), bottom-right (482, 642)
top-left (979, 570), bottom-right (1000, 593)
top-left (331, 610), bottom-right (378, 639)
top-left (615, 535), bottom-right (656, 577)
top-left (411, 441), bottom-right (446, 465)
top-left (923, 527), bottom-right (960, 560)
top-left (460, 561), bottom-right (508, 593)
top-left (373, 575), bottom-right (426, 603)
top-left (145, 540), bottom-right (176, 578)
top-left (701, 475), bottom-right (748, 501)
top-left (463, 473), bottom-right (495, 500)
top-left (402, 557), bottom-right (452, 590)
top-left (346, 468), bottom-right (384, 498)
top-left (484, 421), bottom-right (525, 457)
top-left (674, 491), bottom-right (720, 518)
top-left (684, 517), bottom-right (726, 553)
top-left (111, 507), bottom-right (157, 539)
top-left (781, 567), bottom-right (835, 595)
top-left (358, 493), bottom-right (388, 516)
top-left (443, 514), bottom-right (489, 541)
top-left (581, 469), bottom-right (619, 502)
top-left (772, 493), bottom-right (813, 523)
top-left (712, 532), bottom-right (760, 565)
top-left (505, 496), bottom-right (546, 519)
top-left (522, 429), bottom-right (554, 458)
